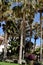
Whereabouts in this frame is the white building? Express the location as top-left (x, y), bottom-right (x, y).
top-left (0, 36), bottom-right (4, 53)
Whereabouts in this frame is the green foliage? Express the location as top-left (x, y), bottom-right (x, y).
top-left (25, 41), bottom-right (33, 54)
top-left (33, 47), bottom-right (40, 55)
top-left (36, 48), bottom-right (40, 52)
top-left (7, 36), bottom-right (20, 56)
top-left (0, 62), bottom-right (19, 65)
top-left (0, 0), bottom-right (43, 63)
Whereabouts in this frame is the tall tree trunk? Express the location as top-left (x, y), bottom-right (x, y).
top-left (19, 21), bottom-right (23, 64)
top-left (40, 12), bottom-right (42, 62)
top-left (3, 32), bottom-right (7, 60)
top-left (34, 39), bottom-right (36, 51)
top-left (18, 0), bottom-right (26, 64)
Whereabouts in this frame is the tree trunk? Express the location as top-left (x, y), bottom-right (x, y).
top-left (18, 21), bottom-right (23, 64)
top-left (40, 12), bottom-right (42, 62)
top-left (19, 0), bottom-right (26, 64)
top-left (34, 39), bottom-right (36, 51)
top-left (3, 32), bottom-right (7, 60)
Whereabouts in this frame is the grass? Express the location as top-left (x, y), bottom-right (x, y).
top-left (0, 62), bottom-right (19, 65)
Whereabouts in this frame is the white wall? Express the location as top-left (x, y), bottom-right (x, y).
top-left (0, 45), bottom-right (4, 52)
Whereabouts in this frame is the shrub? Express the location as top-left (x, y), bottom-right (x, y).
top-left (28, 54), bottom-right (36, 60)
top-left (33, 61), bottom-right (41, 65)
top-left (25, 53), bottom-right (36, 61)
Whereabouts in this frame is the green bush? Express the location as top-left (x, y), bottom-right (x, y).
top-left (33, 61), bottom-right (41, 65)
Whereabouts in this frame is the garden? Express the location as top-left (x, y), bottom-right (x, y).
top-left (0, 0), bottom-right (43, 65)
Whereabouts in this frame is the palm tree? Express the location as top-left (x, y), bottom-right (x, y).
top-left (9, 0), bottom-right (24, 64)
top-left (18, 0), bottom-right (36, 64)
top-left (31, 0), bottom-right (43, 61)
top-left (36, 0), bottom-right (43, 61)
top-left (0, 0), bottom-right (13, 60)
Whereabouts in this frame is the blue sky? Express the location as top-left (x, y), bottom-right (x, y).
top-left (32, 12), bottom-right (40, 46)
top-left (0, 28), bottom-right (4, 36)
top-left (34, 12), bottom-right (40, 23)
top-left (0, 21), bottom-right (5, 35)
top-left (0, 12), bottom-right (40, 46)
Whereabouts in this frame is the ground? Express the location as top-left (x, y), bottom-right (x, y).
top-left (0, 62), bottom-right (19, 65)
